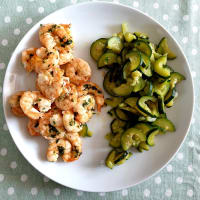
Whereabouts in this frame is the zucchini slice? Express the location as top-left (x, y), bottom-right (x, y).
top-left (132, 77), bottom-right (146, 92)
top-left (110, 118), bottom-right (126, 134)
top-left (109, 132), bottom-right (123, 148)
top-left (107, 36), bottom-right (123, 54)
top-left (114, 151), bottom-right (132, 165)
top-left (115, 108), bottom-right (129, 121)
top-left (126, 51), bottom-right (142, 71)
top-left (98, 52), bottom-right (118, 68)
top-left (133, 40), bottom-right (152, 57)
top-left (121, 128), bottom-right (146, 150)
top-left (140, 81), bottom-right (153, 96)
top-left (107, 108), bottom-right (116, 117)
top-left (105, 97), bottom-right (124, 108)
top-left (137, 142), bottom-right (149, 152)
top-left (157, 95), bottom-right (165, 114)
top-left (156, 37), bottom-right (176, 60)
top-left (153, 79), bottom-right (170, 98)
top-left (79, 124), bottom-right (88, 137)
top-left (170, 72), bottom-right (186, 88)
top-left (90, 38), bottom-right (107, 61)
top-left (134, 123), bottom-right (154, 135)
top-left (152, 118), bottom-right (175, 132)
top-left (112, 83), bottom-right (133, 97)
top-left (103, 70), bottom-right (117, 96)
top-left (154, 55), bottom-right (171, 78)
top-left (164, 88), bottom-right (177, 104)
top-left (123, 62), bottom-right (132, 79)
top-left (137, 96), bottom-right (159, 118)
top-left (124, 32), bottom-right (136, 43)
top-left (105, 150), bottom-right (116, 169)
top-left (147, 128), bottom-right (160, 146)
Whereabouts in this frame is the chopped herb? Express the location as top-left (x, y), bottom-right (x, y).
top-left (91, 86), bottom-right (97, 90)
top-left (97, 90), bottom-right (102, 94)
top-left (74, 112), bottom-right (78, 117)
top-left (56, 139), bottom-right (59, 143)
top-left (69, 120), bottom-right (75, 126)
top-left (47, 52), bottom-right (53, 56)
top-left (88, 98), bottom-right (91, 103)
top-left (53, 121), bottom-right (56, 125)
top-left (40, 24), bottom-right (43, 27)
top-left (49, 124), bottom-right (59, 134)
top-left (37, 98), bottom-right (41, 101)
top-left (58, 146), bottom-right (64, 156)
top-left (52, 24), bottom-right (57, 29)
top-left (50, 71), bottom-right (54, 76)
top-left (61, 44), bottom-right (65, 47)
top-left (65, 39), bottom-right (72, 45)
top-left (29, 53), bottom-right (34, 58)
top-left (82, 101), bottom-right (89, 107)
top-left (51, 134), bottom-right (56, 138)
top-left (34, 121), bottom-right (39, 128)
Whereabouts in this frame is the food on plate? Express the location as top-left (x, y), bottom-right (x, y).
top-left (9, 23), bottom-right (104, 163)
top-left (90, 23), bottom-right (185, 169)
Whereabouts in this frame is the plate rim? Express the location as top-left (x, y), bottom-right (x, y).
top-left (3, 1), bottom-right (194, 192)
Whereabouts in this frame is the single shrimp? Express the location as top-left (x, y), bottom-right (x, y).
top-left (77, 82), bottom-right (104, 112)
top-left (9, 91), bottom-right (25, 117)
top-left (20, 91), bottom-right (52, 120)
top-left (62, 111), bottom-right (82, 133)
top-left (33, 47), bottom-right (60, 73)
top-left (39, 108), bottom-right (66, 140)
top-left (39, 24), bottom-right (74, 65)
top-left (36, 66), bottom-right (67, 101)
top-left (21, 48), bottom-right (37, 72)
top-left (63, 58), bottom-right (91, 85)
top-left (46, 138), bottom-right (72, 162)
top-left (27, 119), bottom-right (40, 136)
top-left (65, 132), bottom-right (82, 162)
top-left (55, 83), bottom-right (78, 111)
top-left (74, 95), bottom-right (95, 124)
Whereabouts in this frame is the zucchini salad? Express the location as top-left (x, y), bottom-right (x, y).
top-left (90, 23), bottom-right (185, 169)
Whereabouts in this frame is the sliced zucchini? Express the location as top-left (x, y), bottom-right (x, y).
top-left (138, 116), bottom-right (157, 122)
top-left (152, 118), bottom-right (175, 132)
top-left (157, 95), bottom-right (165, 114)
top-left (154, 55), bottom-right (171, 78)
top-left (87, 130), bottom-right (93, 137)
top-left (139, 81), bottom-right (153, 96)
top-left (121, 48), bottom-right (128, 63)
top-left (107, 108), bottom-right (116, 117)
top-left (112, 83), bottom-right (133, 97)
top-left (122, 22), bottom-right (128, 35)
top-left (170, 72), bottom-right (186, 88)
top-left (115, 108), bottom-right (129, 121)
top-left (134, 123), bottom-right (154, 135)
top-left (98, 52), bottom-right (117, 68)
top-left (105, 97), bottom-right (123, 108)
top-left (118, 102), bottom-right (139, 115)
top-left (137, 96), bottom-right (159, 118)
top-left (156, 37), bottom-right (176, 60)
top-left (132, 77), bottom-right (146, 92)
top-left (103, 70), bottom-right (117, 96)
top-left (123, 62), bottom-right (132, 79)
top-left (126, 51), bottom-right (142, 71)
top-left (107, 36), bottom-right (123, 54)
top-left (164, 88), bottom-right (177, 104)
top-left (114, 151), bottom-right (132, 165)
top-left (79, 124), bottom-right (88, 137)
top-left (147, 128), bottom-right (160, 146)
top-left (105, 150), bottom-right (116, 169)
top-left (105, 132), bottom-right (113, 141)
top-left (165, 89), bottom-right (178, 108)
top-left (133, 40), bottom-right (152, 57)
top-left (90, 38), bottom-right (107, 61)
top-left (153, 79), bottom-right (170, 98)
top-left (124, 32), bottom-right (136, 43)
top-left (121, 128), bottom-right (146, 150)
top-left (140, 65), bottom-right (152, 77)
top-left (109, 132), bottom-right (123, 148)
top-left (110, 118), bottom-right (126, 134)
top-left (134, 32), bottom-right (149, 39)
top-left (137, 142), bottom-right (149, 152)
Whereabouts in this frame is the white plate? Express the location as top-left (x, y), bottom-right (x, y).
top-left (3, 2), bottom-right (194, 192)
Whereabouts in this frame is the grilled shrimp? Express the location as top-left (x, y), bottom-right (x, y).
top-left (20, 91), bottom-right (51, 120)
top-left (64, 58), bottom-right (91, 85)
top-left (39, 108), bottom-right (66, 140)
top-left (74, 95), bottom-right (95, 124)
top-left (9, 91), bottom-right (25, 117)
top-left (36, 66), bottom-right (67, 101)
top-left (33, 47), bottom-right (59, 73)
top-left (21, 48), bottom-right (37, 72)
top-left (27, 119), bottom-right (40, 136)
top-left (46, 138), bottom-right (72, 162)
top-left (78, 82), bottom-right (104, 112)
top-left (65, 132), bottom-right (82, 162)
top-left (55, 83), bottom-right (78, 111)
top-left (39, 24), bottom-right (74, 65)
top-left (62, 111), bottom-right (82, 133)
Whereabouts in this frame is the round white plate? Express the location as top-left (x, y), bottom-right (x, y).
top-left (3, 2), bottom-right (194, 192)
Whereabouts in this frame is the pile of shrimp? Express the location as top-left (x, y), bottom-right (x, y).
top-left (9, 24), bottom-right (104, 163)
